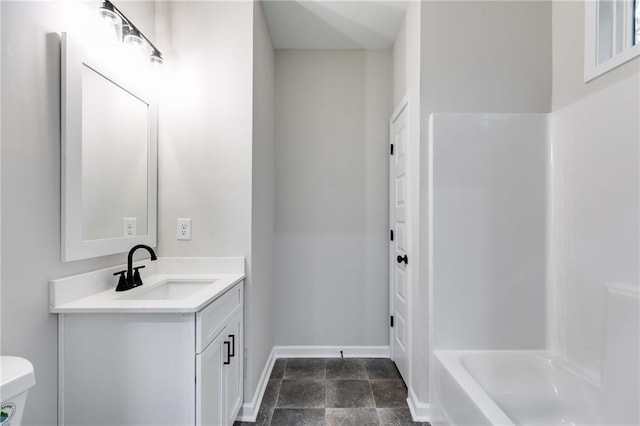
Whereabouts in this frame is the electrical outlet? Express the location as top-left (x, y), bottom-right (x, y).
top-left (177, 218), bottom-right (192, 240)
top-left (123, 218), bottom-right (137, 237)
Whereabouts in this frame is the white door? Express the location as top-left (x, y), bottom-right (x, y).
top-left (389, 99), bottom-right (410, 382)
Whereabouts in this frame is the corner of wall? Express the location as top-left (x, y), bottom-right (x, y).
top-left (247, 0), bottom-right (276, 405)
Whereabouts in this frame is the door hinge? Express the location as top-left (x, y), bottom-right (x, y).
top-left (390, 316), bottom-right (394, 327)
top-left (390, 229), bottom-right (394, 241)
top-left (390, 144), bottom-right (394, 155)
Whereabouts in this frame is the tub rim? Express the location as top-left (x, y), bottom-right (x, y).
top-left (433, 349), bottom-right (556, 426)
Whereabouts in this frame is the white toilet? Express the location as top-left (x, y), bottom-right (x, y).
top-left (0, 357), bottom-right (35, 426)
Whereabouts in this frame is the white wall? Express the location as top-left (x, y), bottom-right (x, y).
top-left (549, 75), bottom-right (639, 376)
top-left (421, 1), bottom-right (552, 114)
top-left (157, 1), bottom-right (252, 259)
top-left (116, 1), bottom-right (156, 42)
top-left (274, 49), bottom-right (391, 347)
top-left (156, 0), bottom-right (275, 406)
top-left (0, 2), bottom-right (155, 424)
top-left (431, 113), bottom-right (548, 350)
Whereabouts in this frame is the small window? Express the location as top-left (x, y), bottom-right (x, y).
top-left (584, 0), bottom-right (640, 81)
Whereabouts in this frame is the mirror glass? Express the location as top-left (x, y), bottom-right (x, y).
top-left (81, 65), bottom-right (148, 240)
top-left (62, 33), bottom-right (157, 262)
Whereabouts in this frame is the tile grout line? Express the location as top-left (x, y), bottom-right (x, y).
top-left (269, 358), bottom-right (284, 426)
top-left (323, 359), bottom-right (327, 419)
top-left (261, 358), bottom-right (423, 426)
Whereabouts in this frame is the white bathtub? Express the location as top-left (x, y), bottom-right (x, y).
top-left (433, 350), bottom-right (638, 426)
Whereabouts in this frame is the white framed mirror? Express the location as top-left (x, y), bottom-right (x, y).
top-left (61, 32), bottom-right (157, 262)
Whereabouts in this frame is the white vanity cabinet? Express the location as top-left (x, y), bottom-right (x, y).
top-left (57, 281), bottom-right (243, 426)
top-left (197, 308), bottom-right (243, 426)
top-left (196, 286), bottom-right (243, 426)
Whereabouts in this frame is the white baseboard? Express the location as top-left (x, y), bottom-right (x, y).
top-left (273, 345), bottom-right (390, 358)
top-left (236, 345), bottom-right (391, 421)
top-left (237, 347), bottom-right (276, 422)
top-left (407, 387), bottom-right (444, 423)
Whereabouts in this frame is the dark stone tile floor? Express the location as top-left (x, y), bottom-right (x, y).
top-left (234, 358), bottom-right (430, 426)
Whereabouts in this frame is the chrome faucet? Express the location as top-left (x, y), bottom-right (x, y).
top-left (113, 244), bottom-right (158, 291)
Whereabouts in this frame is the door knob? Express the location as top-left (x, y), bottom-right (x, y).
top-left (397, 254), bottom-right (408, 265)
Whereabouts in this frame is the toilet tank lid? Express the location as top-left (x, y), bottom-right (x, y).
top-left (0, 356), bottom-right (35, 401)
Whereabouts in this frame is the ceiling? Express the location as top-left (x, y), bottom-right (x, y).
top-left (261, 0), bottom-right (409, 49)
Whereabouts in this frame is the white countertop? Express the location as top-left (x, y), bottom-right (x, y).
top-left (49, 257), bottom-right (245, 314)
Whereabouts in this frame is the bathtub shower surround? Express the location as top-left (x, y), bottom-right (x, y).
top-left (434, 284), bottom-right (640, 426)
top-left (429, 77), bottom-right (640, 425)
top-left (434, 284), bottom-right (639, 425)
top-left (434, 351), bottom-right (604, 426)
top-left (547, 75), bottom-right (640, 426)
top-left (549, 75), bottom-right (640, 377)
top-left (430, 113), bottom-right (548, 351)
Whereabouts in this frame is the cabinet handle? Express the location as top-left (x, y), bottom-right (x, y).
top-left (228, 334), bottom-right (235, 357)
top-left (223, 341), bottom-right (231, 365)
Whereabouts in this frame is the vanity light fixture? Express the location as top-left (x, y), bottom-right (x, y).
top-left (98, 0), bottom-right (164, 65)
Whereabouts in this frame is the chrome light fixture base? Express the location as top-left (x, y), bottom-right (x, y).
top-left (98, 0), bottom-right (164, 65)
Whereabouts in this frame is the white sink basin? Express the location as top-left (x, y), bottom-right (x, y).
top-left (49, 257), bottom-right (246, 313)
top-left (119, 279), bottom-right (217, 300)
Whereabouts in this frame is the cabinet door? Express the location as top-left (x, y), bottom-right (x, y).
top-left (196, 330), bottom-right (226, 426)
top-left (224, 309), bottom-right (243, 425)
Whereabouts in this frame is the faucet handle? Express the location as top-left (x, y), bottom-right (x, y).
top-left (113, 270), bottom-right (129, 292)
top-left (132, 265), bottom-right (146, 287)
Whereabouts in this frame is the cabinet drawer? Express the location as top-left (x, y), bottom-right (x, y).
top-left (196, 281), bottom-right (242, 353)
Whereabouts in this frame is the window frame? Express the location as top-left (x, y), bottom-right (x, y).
top-left (584, 0), bottom-right (640, 82)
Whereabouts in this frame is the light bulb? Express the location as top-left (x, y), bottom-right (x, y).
top-left (123, 26), bottom-right (144, 49)
top-left (98, 2), bottom-right (118, 24)
top-left (150, 51), bottom-right (164, 66)
top-left (98, 1), bottom-right (122, 42)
